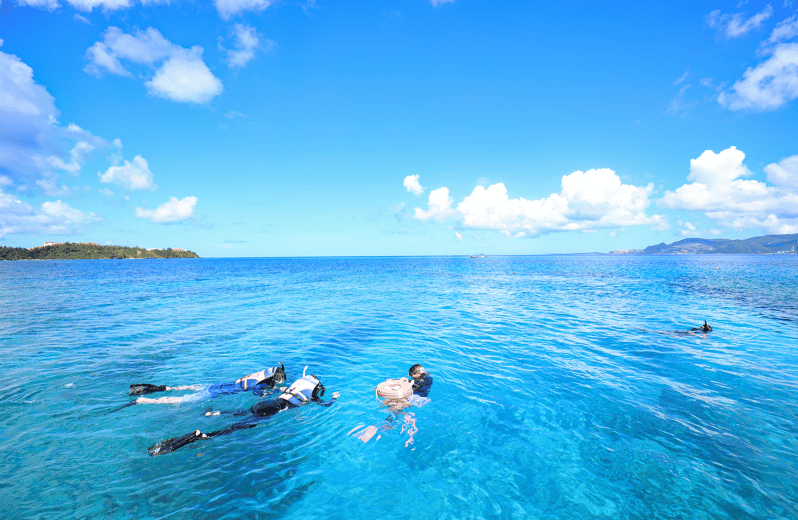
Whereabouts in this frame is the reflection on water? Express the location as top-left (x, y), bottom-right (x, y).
top-left (1, 255), bottom-right (797, 519)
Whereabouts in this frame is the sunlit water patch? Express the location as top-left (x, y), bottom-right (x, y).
top-left (1, 255), bottom-right (797, 519)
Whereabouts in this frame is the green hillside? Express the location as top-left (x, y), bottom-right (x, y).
top-left (0, 243), bottom-right (200, 261)
top-left (640, 234), bottom-right (798, 255)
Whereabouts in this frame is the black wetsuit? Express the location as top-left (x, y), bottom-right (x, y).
top-left (147, 394), bottom-right (337, 456)
top-left (412, 374), bottom-right (433, 398)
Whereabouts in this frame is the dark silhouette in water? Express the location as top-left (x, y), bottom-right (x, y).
top-left (691, 320), bottom-right (713, 333)
top-left (637, 320), bottom-right (714, 337)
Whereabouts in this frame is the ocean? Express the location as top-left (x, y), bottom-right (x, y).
top-left (1, 255), bottom-right (797, 519)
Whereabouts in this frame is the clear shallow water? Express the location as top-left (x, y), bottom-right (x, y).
top-left (1, 255), bottom-right (797, 520)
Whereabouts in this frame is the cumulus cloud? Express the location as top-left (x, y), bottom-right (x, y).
top-left (403, 174), bottom-right (424, 195)
top-left (764, 153), bottom-right (798, 190)
top-left (135, 196), bottom-right (197, 223)
top-left (661, 146), bottom-right (798, 234)
top-left (414, 187), bottom-right (454, 222)
top-left (414, 170), bottom-right (666, 237)
top-left (85, 27), bottom-right (222, 104)
top-left (707, 5), bottom-right (774, 38)
top-left (718, 42), bottom-right (798, 111)
top-left (0, 45), bottom-right (108, 195)
top-left (223, 24), bottom-right (271, 68)
top-left (0, 190), bottom-right (101, 238)
top-left (99, 155), bottom-right (156, 190)
top-left (215, 0), bottom-right (275, 20)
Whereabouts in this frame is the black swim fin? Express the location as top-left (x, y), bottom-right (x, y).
top-left (107, 401), bottom-right (137, 414)
top-left (148, 430), bottom-right (206, 456)
top-left (129, 383), bottom-right (167, 396)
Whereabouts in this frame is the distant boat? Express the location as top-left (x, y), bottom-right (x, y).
top-left (470, 254), bottom-right (486, 258)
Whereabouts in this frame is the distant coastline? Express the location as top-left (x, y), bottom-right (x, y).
top-left (609, 233), bottom-right (798, 255)
top-left (0, 242), bottom-right (200, 261)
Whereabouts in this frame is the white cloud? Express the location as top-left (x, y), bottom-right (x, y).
top-left (146, 48), bottom-right (223, 103)
top-left (414, 169), bottom-right (666, 237)
top-left (99, 155), bottom-right (156, 190)
top-left (662, 147), bottom-right (798, 235)
top-left (430, 0), bottom-right (455, 6)
top-left (224, 24), bottom-right (270, 68)
top-left (0, 45), bottom-right (108, 194)
top-left (403, 174), bottom-right (424, 195)
top-left (85, 27), bottom-right (222, 104)
top-left (764, 153), bottom-right (798, 190)
top-left (0, 190), bottom-right (101, 238)
top-left (455, 231), bottom-right (463, 240)
top-left (135, 196), bottom-right (197, 223)
top-left (73, 13), bottom-right (91, 24)
top-left (760, 15), bottom-right (798, 52)
top-left (20, 0), bottom-right (174, 12)
top-left (719, 42), bottom-right (798, 111)
top-left (707, 5), bottom-right (774, 38)
top-left (413, 187), bottom-right (454, 222)
top-left (215, 0), bottom-right (275, 20)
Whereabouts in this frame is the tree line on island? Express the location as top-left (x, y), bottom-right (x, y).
top-left (0, 242), bottom-right (200, 261)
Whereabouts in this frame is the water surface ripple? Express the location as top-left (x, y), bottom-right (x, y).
top-left (1, 255), bottom-right (797, 519)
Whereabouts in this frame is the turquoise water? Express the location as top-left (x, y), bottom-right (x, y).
top-left (1, 255), bottom-right (797, 519)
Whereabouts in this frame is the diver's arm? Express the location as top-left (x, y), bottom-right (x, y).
top-left (314, 391), bottom-right (340, 407)
top-left (148, 418), bottom-right (259, 456)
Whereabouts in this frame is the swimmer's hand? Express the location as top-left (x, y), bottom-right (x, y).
top-left (332, 392), bottom-right (340, 399)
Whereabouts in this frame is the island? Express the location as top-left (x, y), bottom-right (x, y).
top-left (610, 233), bottom-right (798, 255)
top-left (0, 242), bottom-right (200, 261)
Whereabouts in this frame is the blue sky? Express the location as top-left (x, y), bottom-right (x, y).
top-left (1, 0), bottom-right (797, 256)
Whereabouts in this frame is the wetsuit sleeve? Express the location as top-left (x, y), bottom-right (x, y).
top-left (251, 376), bottom-right (279, 396)
top-left (313, 396), bottom-right (337, 407)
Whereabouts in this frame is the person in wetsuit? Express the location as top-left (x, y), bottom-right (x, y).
top-left (348, 363), bottom-right (433, 444)
top-left (407, 364), bottom-right (432, 402)
top-left (130, 364), bottom-right (286, 405)
top-left (147, 370), bottom-right (339, 456)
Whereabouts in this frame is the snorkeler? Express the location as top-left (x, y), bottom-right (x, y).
top-left (691, 320), bottom-right (713, 333)
top-left (147, 368), bottom-right (339, 456)
top-left (348, 364), bottom-right (433, 445)
top-left (407, 364), bottom-right (432, 405)
top-left (129, 363), bottom-right (287, 405)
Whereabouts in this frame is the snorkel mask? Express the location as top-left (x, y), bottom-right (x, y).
top-left (302, 366), bottom-right (325, 399)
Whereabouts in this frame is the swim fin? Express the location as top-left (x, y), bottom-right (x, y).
top-left (148, 430), bottom-right (206, 456)
top-left (129, 383), bottom-right (167, 396)
top-left (107, 401), bottom-right (137, 414)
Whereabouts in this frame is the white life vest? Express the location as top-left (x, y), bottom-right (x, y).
top-left (236, 367), bottom-right (276, 390)
top-left (279, 375), bottom-right (320, 406)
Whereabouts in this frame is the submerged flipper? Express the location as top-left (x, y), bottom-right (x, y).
top-left (107, 400), bottom-right (137, 414)
top-left (129, 383), bottom-right (167, 396)
top-left (148, 430), bottom-right (206, 456)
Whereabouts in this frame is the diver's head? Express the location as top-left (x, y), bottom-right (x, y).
top-left (275, 363), bottom-right (286, 384)
top-left (701, 320), bottom-right (712, 332)
top-left (304, 373), bottom-right (325, 399)
top-left (408, 364), bottom-right (426, 380)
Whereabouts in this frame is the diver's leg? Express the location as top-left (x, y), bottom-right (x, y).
top-left (204, 417), bottom-right (260, 438)
top-left (137, 387), bottom-right (210, 405)
top-left (205, 409), bottom-right (250, 417)
top-left (148, 430), bottom-right (207, 456)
